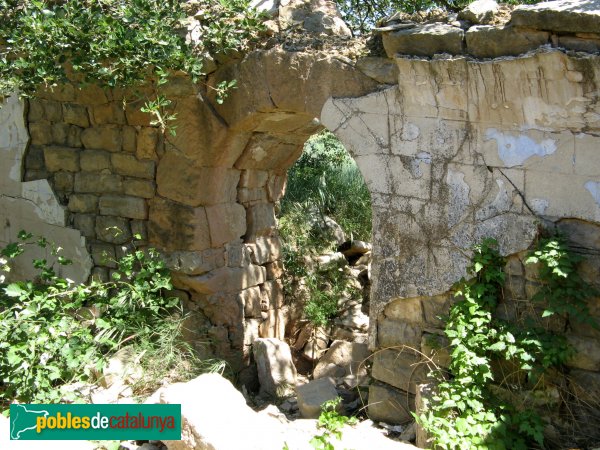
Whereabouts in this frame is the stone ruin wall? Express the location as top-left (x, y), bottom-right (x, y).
top-left (1, 0), bottom-right (600, 429)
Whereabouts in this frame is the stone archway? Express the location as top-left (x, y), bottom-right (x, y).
top-left (146, 48), bottom-right (387, 374)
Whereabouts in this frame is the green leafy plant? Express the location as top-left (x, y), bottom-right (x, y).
top-left (310, 397), bottom-right (357, 450)
top-left (0, 230), bottom-right (219, 406)
top-left (525, 235), bottom-right (599, 328)
top-left (418, 236), bottom-right (599, 449)
top-left (0, 0), bottom-right (264, 131)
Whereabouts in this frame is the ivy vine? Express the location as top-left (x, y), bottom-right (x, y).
top-left (419, 236), bottom-right (598, 449)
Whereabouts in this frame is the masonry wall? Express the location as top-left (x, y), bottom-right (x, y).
top-left (322, 49), bottom-right (600, 433)
top-left (1, 0), bottom-right (600, 434)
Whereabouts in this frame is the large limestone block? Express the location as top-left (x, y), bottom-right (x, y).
top-left (210, 48), bottom-right (379, 130)
top-left (253, 338), bottom-right (297, 397)
top-left (382, 23), bottom-right (464, 58)
top-left (165, 96), bottom-right (240, 166)
top-left (156, 150), bottom-right (240, 206)
top-left (371, 349), bottom-right (430, 395)
top-left (296, 377), bottom-right (339, 419)
top-left (173, 265), bottom-right (266, 294)
top-left (157, 373), bottom-right (285, 450)
top-left (234, 133), bottom-right (302, 171)
top-left (148, 197), bottom-right (211, 251)
top-left (205, 203), bottom-right (247, 247)
top-left (313, 340), bottom-right (370, 380)
top-left (368, 382), bottom-right (415, 423)
top-left (511, 0), bottom-right (600, 34)
top-left (466, 26), bottom-right (549, 58)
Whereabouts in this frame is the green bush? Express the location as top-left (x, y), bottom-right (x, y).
top-left (281, 130), bottom-right (372, 245)
top-left (0, 0), bottom-right (265, 131)
top-left (0, 231), bottom-right (218, 406)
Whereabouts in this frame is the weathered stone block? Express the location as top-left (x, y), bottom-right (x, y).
top-left (81, 126), bottom-right (122, 152)
top-left (74, 172), bottom-right (123, 193)
top-left (30, 122), bottom-right (53, 145)
top-left (557, 35), bottom-right (600, 53)
top-left (111, 153), bottom-right (155, 179)
top-left (422, 294), bottom-right (454, 328)
top-left (384, 297), bottom-right (423, 323)
top-left (90, 243), bottom-right (116, 268)
top-left (156, 151), bottom-right (240, 206)
top-left (241, 286), bottom-right (263, 318)
top-left (90, 103), bottom-right (126, 125)
top-left (383, 23), bottom-right (464, 57)
top-left (224, 241), bottom-right (253, 268)
top-left (136, 127), bottom-right (159, 161)
top-left (80, 149), bottom-right (111, 171)
top-left (248, 235), bottom-right (282, 265)
top-left (313, 340), bottom-right (370, 380)
top-left (466, 25), bottom-right (549, 58)
top-left (43, 146), bottom-right (80, 172)
top-left (368, 382), bottom-right (415, 424)
top-left (245, 203), bottom-right (276, 239)
top-left (130, 220), bottom-right (147, 241)
top-left (512, 0), bottom-right (600, 34)
top-left (25, 145), bottom-right (45, 170)
top-left (75, 84), bottom-right (109, 105)
top-left (260, 308), bottom-right (288, 341)
top-left (296, 377), bottom-right (338, 419)
top-left (173, 265), bottom-right (266, 295)
top-left (261, 279), bottom-right (284, 309)
top-left (123, 178), bottom-right (155, 198)
top-left (238, 187), bottom-right (267, 204)
top-left (53, 171), bottom-right (74, 192)
top-left (62, 103), bottom-right (90, 128)
top-left (73, 213), bottom-right (95, 238)
top-left (122, 126), bottom-right (137, 153)
top-left (148, 197), bottom-right (210, 252)
top-left (164, 249), bottom-right (225, 276)
top-left (567, 334), bottom-right (600, 371)
top-left (68, 194), bottom-right (98, 213)
top-left (372, 349), bottom-right (430, 394)
top-left (377, 318), bottom-right (422, 348)
top-left (240, 169), bottom-right (269, 188)
top-left (265, 260), bottom-right (284, 280)
top-left (95, 216), bottom-right (132, 244)
top-left (253, 338), bottom-right (297, 398)
top-left (205, 203), bottom-right (247, 247)
top-left (99, 195), bottom-right (147, 219)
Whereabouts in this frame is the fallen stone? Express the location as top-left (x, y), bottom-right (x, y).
top-left (382, 23), bottom-right (464, 58)
top-left (253, 338), bottom-right (298, 398)
top-left (313, 340), bottom-right (370, 379)
top-left (458, 0), bottom-right (499, 24)
top-left (302, 326), bottom-right (330, 361)
top-left (155, 373), bottom-right (285, 450)
top-left (295, 377), bottom-right (339, 419)
top-left (368, 382), bottom-right (415, 424)
top-left (337, 240), bottom-right (372, 258)
top-left (511, 0), bottom-right (600, 34)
